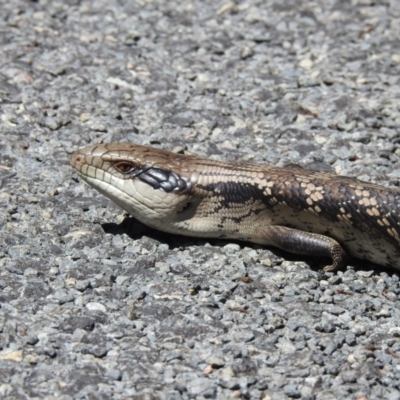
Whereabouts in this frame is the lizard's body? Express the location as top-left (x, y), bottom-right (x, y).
top-left (70, 143), bottom-right (400, 271)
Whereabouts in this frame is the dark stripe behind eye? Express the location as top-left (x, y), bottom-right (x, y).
top-left (147, 168), bottom-right (170, 182)
top-left (138, 174), bottom-right (161, 189)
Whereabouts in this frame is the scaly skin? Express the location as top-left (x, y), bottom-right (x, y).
top-left (70, 143), bottom-right (400, 271)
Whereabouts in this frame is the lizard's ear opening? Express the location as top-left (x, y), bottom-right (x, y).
top-left (175, 198), bottom-right (202, 221)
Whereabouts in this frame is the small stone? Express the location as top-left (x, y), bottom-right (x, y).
top-left (389, 327), bottom-right (400, 337)
top-left (217, 1), bottom-right (236, 14)
top-left (263, 324), bottom-right (275, 333)
top-left (220, 367), bottom-right (234, 378)
top-left (80, 113), bottom-right (90, 122)
top-left (241, 46), bottom-right (254, 59)
top-left (391, 54), bottom-right (400, 64)
top-left (187, 378), bottom-right (213, 396)
top-left (86, 302), bottom-right (107, 312)
top-left (284, 383), bottom-right (301, 398)
top-left (256, 378), bottom-right (269, 390)
top-left (376, 308), bottom-right (390, 317)
top-left (223, 243), bottom-right (241, 253)
top-left (105, 368), bottom-right (121, 380)
top-left (43, 117), bottom-right (62, 130)
top-left (0, 350), bottom-right (23, 361)
top-left (25, 335), bottom-right (39, 346)
top-left (299, 58), bottom-right (313, 69)
top-left (90, 346), bottom-right (108, 358)
top-left (337, 120), bottom-right (356, 132)
top-left (345, 332), bottom-right (357, 346)
top-left (0, 384), bottom-right (13, 397)
top-left (341, 370), bottom-right (357, 383)
top-left (219, 378), bottom-right (240, 390)
top-left (347, 354), bottom-right (357, 365)
top-left (90, 122), bottom-right (107, 132)
top-left (54, 290), bottom-right (75, 304)
top-left (351, 324), bottom-right (367, 336)
top-left (204, 364), bottom-right (213, 374)
top-left (41, 347), bottom-right (57, 358)
top-left (66, 277), bottom-right (76, 286)
top-left (206, 356), bottom-right (225, 368)
top-left (243, 331), bottom-right (255, 342)
top-left (24, 354), bottom-right (37, 364)
top-left (75, 280), bottom-right (90, 292)
top-left (326, 305), bottom-right (345, 315)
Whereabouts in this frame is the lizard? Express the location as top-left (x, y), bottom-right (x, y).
top-left (70, 143), bottom-right (400, 271)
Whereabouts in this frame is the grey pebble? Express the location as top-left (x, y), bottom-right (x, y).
top-left (284, 383), bottom-right (301, 398)
top-left (341, 370), bottom-right (358, 384)
top-left (219, 378), bottom-right (240, 390)
top-left (24, 335), bottom-right (39, 346)
top-left (345, 332), bottom-right (357, 346)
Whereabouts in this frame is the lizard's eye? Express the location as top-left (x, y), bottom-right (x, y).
top-left (113, 162), bottom-right (135, 174)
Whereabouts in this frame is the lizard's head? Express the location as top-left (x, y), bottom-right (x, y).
top-left (70, 143), bottom-right (194, 228)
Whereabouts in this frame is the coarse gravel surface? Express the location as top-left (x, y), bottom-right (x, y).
top-left (1, 0), bottom-right (400, 399)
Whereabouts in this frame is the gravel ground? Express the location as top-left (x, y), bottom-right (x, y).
top-left (1, 0), bottom-right (400, 399)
